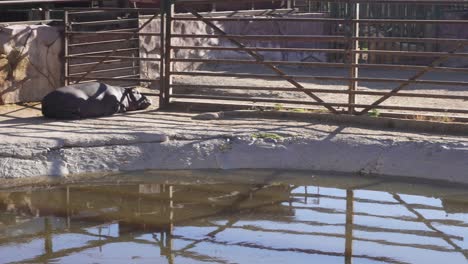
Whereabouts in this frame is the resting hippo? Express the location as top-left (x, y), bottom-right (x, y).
top-left (42, 82), bottom-right (151, 119)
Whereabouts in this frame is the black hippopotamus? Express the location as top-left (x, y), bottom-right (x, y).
top-left (42, 82), bottom-right (151, 119)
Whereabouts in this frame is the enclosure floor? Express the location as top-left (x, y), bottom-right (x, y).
top-left (0, 102), bottom-right (466, 147)
top-left (172, 65), bottom-right (468, 118)
top-left (1, 102), bottom-right (468, 183)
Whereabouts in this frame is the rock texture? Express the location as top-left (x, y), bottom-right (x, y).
top-left (0, 24), bottom-right (62, 104)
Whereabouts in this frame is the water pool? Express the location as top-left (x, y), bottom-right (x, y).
top-left (0, 170), bottom-right (467, 264)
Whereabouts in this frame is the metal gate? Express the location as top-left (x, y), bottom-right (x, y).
top-left (65, 0), bottom-right (468, 120)
top-left (64, 7), bottom-right (162, 99)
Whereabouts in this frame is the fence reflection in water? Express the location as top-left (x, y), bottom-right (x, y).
top-left (0, 176), bottom-right (467, 263)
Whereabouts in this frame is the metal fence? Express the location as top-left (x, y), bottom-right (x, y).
top-left (64, 7), bottom-right (162, 96)
top-left (64, 0), bottom-right (468, 120)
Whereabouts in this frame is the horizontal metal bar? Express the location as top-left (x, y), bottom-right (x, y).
top-left (66, 74), bottom-right (140, 79)
top-left (68, 48), bottom-right (139, 57)
top-left (171, 34), bottom-right (468, 44)
top-left (68, 38), bottom-right (139, 47)
top-left (171, 45), bottom-right (346, 53)
top-left (68, 59), bottom-right (129, 68)
top-left (66, 31), bottom-right (161, 36)
top-left (170, 71), bottom-right (304, 79)
top-left (355, 77), bottom-right (468, 86)
top-left (174, 69), bottom-right (468, 86)
top-left (0, 0), bottom-right (90, 4)
top-left (141, 92), bottom-right (160, 97)
top-left (172, 58), bottom-right (348, 67)
top-left (68, 66), bottom-right (139, 76)
top-left (174, 59), bottom-right (468, 72)
top-left (66, 55), bottom-right (161, 61)
top-left (66, 76), bottom-right (156, 82)
top-left (356, 64), bottom-right (468, 73)
top-left (175, 0), bottom-right (468, 5)
top-left (354, 50), bottom-right (468, 58)
top-left (356, 36), bottom-right (468, 44)
top-left (356, 18), bottom-right (468, 24)
top-left (172, 8), bottom-right (297, 19)
top-left (171, 34), bottom-right (347, 42)
top-left (173, 17), bottom-right (347, 23)
top-left (66, 7), bottom-right (161, 13)
top-left (172, 94), bottom-right (468, 114)
top-left (68, 28), bottom-right (139, 35)
top-left (70, 18), bottom-right (139, 26)
top-left (174, 17), bottom-right (468, 25)
top-left (0, 19), bottom-right (61, 27)
top-left (172, 45), bottom-right (468, 58)
top-left (171, 84), bottom-right (468, 100)
top-left (172, 59), bottom-right (468, 77)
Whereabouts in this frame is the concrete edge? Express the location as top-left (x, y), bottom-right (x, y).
top-left (173, 101), bottom-right (468, 135)
top-left (2, 135), bottom-right (468, 185)
top-left (221, 110), bottom-right (468, 136)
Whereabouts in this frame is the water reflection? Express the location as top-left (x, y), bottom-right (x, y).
top-left (0, 174), bottom-right (467, 264)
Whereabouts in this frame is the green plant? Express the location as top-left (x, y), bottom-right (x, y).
top-left (291, 108), bottom-right (308, 113)
top-left (273, 103), bottom-right (284, 111)
top-left (252, 132), bottom-right (283, 141)
top-left (369, 109), bottom-right (380, 117)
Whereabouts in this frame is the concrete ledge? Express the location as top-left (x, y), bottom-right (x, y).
top-left (221, 110), bottom-right (468, 136)
top-left (1, 106), bottom-right (468, 184)
top-left (2, 134), bottom-right (468, 184)
top-left (173, 102), bottom-right (468, 136)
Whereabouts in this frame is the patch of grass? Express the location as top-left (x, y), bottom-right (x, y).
top-left (252, 132), bottom-right (283, 141)
top-left (369, 109), bottom-right (380, 117)
top-left (291, 108), bottom-right (309, 113)
top-left (273, 103), bottom-right (284, 111)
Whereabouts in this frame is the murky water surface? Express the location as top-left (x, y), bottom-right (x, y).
top-left (1, 171), bottom-right (468, 264)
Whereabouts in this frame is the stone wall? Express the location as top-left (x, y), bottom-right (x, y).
top-left (0, 24), bottom-right (63, 104)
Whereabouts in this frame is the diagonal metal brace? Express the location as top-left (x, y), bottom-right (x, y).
top-left (185, 8), bottom-right (338, 114)
top-left (358, 42), bottom-right (466, 115)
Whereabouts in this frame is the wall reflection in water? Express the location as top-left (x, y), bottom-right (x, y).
top-left (0, 177), bottom-right (467, 264)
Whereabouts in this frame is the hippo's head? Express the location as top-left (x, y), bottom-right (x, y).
top-left (125, 88), bottom-right (152, 111)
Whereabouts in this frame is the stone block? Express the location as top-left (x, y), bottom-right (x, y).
top-left (0, 24), bottom-right (63, 104)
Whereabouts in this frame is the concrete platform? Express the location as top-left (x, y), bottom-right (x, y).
top-left (1, 102), bottom-right (468, 184)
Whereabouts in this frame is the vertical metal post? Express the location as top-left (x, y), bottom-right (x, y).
top-left (159, 3), bottom-right (166, 107)
top-left (347, 2), bottom-right (359, 114)
top-left (64, 10), bottom-right (69, 86)
top-left (160, 0), bottom-right (174, 108)
top-left (345, 190), bottom-right (354, 264)
top-left (43, 4), bottom-right (51, 20)
top-left (66, 186), bottom-right (70, 229)
top-left (44, 217), bottom-right (53, 256)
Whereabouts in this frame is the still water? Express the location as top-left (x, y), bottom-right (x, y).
top-left (0, 170), bottom-right (467, 264)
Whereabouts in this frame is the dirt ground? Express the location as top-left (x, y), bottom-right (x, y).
top-left (170, 65), bottom-right (468, 118)
top-left (1, 100), bottom-right (467, 149)
top-left (2, 99), bottom-right (468, 184)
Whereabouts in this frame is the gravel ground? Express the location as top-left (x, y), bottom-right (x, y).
top-left (1, 79), bottom-right (468, 183)
top-left (171, 65), bottom-right (468, 117)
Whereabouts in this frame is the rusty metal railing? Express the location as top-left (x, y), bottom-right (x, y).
top-left (157, 0), bottom-right (468, 120)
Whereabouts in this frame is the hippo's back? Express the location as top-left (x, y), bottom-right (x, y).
top-left (42, 82), bottom-right (123, 119)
